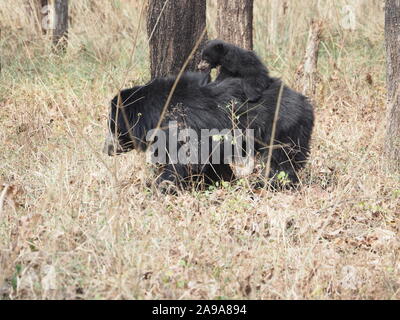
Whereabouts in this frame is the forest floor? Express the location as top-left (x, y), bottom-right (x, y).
top-left (0, 0), bottom-right (399, 299)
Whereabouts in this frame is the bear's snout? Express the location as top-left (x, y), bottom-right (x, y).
top-left (103, 133), bottom-right (118, 156)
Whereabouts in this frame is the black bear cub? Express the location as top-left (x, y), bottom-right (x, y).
top-left (198, 39), bottom-right (272, 102)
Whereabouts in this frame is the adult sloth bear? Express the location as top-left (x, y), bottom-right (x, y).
top-left (103, 72), bottom-right (248, 190)
top-left (104, 69), bottom-right (314, 190)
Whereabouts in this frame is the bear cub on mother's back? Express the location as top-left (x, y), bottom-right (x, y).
top-left (198, 39), bottom-right (272, 102)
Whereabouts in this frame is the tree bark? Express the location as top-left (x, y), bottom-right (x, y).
top-left (26, 0), bottom-right (49, 34)
top-left (299, 20), bottom-right (323, 96)
top-left (385, 0), bottom-right (400, 169)
top-left (215, 0), bottom-right (254, 50)
top-left (52, 0), bottom-right (68, 52)
top-left (147, 0), bottom-right (207, 79)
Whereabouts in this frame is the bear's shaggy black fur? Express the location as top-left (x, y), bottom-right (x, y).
top-left (198, 40), bottom-right (315, 185)
top-left (236, 78), bottom-right (314, 184)
top-left (104, 72), bottom-right (245, 190)
top-left (199, 39), bottom-right (272, 102)
top-left (104, 70), bottom-right (314, 190)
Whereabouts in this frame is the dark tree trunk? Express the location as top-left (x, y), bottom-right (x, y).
top-left (147, 0), bottom-right (207, 79)
top-left (216, 0), bottom-right (254, 50)
top-left (52, 0), bottom-right (68, 52)
top-left (385, 0), bottom-right (400, 169)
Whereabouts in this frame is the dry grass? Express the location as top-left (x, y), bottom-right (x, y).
top-left (0, 0), bottom-right (399, 299)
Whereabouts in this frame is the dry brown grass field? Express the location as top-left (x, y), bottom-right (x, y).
top-left (0, 0), bottom-right (399, 299)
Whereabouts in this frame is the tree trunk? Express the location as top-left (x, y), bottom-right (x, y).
top-left (26, 0), bottom-right (49, 34)
top-left (216, 0), bottom-right (254, 50)
top-left (52, 0), bottom-right (68, 52)
top-left (385, 0), bottom-right (400, 169)
top-left (147, 0), bottom-right (207, 79)
top-left (299, 20), bottom-right (323, 96)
